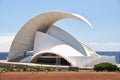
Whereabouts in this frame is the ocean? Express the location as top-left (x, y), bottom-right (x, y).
top-left (0, 52), bottom-right (8, 60)
top-left (0, 52), bottom-right (120, 64)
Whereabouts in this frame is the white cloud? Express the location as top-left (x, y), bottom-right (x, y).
top-left (105, 42), bottom-right (120, 46)
top-left (0, 36), bottom-right (14, 52)
top-left (89, 42), bottom-right (120, 51)
top-left (89, 42), bottom-right (99, 46)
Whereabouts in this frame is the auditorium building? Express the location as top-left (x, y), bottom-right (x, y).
top-left (8, 11), bottom-right (116, 67)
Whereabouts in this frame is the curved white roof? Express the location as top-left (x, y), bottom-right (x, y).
top-left (46, 26), bottom-right (87, 56)
top-left (33, 30), bottom-right (84, 56)
top-left (8, 11), bottom-right (93, 61)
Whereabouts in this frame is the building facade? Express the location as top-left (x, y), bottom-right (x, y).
top-left (8, 11), bottom-right (116, 67)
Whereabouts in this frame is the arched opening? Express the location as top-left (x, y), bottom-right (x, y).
top-left (35, 53), bottom-right (71, 66)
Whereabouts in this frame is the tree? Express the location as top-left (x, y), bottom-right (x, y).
top-left (93, 62), bottom-right (119, 72)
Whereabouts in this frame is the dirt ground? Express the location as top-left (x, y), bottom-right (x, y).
top-left (0, 72), bottom-right (120, 80)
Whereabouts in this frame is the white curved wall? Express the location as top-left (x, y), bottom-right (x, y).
top-left (84, 56), bottom-right (116, 67)
top-left (66, 56), bottom-right (116, 67)
top-left (33, 31), bottom-right (84, 56)
top-left (33, 31), bottom-right (63, 54)
top-left (47, 25), bottom-right (87, 56)
top-left (80, 42), bottom-right (98, 56)
top-left (30, 31), bottom-right (85, 66)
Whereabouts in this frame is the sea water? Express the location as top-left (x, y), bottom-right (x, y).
top-left (0, 52), bottom-right (8, 60)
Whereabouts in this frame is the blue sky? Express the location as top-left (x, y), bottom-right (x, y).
top-left (0, 0), bottom-right (120, 51)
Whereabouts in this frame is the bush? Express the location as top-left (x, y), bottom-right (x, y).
top-left (0, 68), bottom-right (14, 72)
top-left (0, 66), bottom-right (67, 72)
top-left (93, 62), bottom-right (119, 72)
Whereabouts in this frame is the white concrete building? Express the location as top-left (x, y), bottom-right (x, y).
top-left (8, 11), bottom-right (116, 67)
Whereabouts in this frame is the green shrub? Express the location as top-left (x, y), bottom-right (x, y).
top-left (0, 66), bottom-right (67, 72)
top-left (35, 67), bottom-right (41, 71)
top-left (57, 68), bottom-right (62, 71)
top-left (1, 68), bottom-right (8, 72)
top-left (1, 68), bottom-right (14, 72)
top-left (44, 67), bottom-right (52, 71)
top-left (21, 66), bottom-right (32, 72)
top-left (93, 62), bottom-right (119, 72)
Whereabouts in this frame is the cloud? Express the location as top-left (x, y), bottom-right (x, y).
top-left (89, 42), bottom-right (99, 46)
top-left (0, 36), bottom-right (14, 52)
top-left (104, 42), bottom-right (120, 46)
top-left (89, 42), bottom-right (120, 51)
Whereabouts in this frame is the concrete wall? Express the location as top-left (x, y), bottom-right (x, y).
top-left (47, 26), bottom-right (87, 56)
